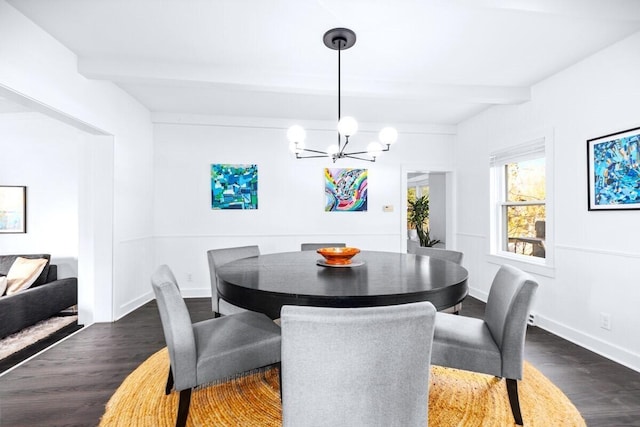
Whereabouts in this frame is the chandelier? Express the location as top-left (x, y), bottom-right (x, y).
top-left (287, 28), bottom-right (398, 163)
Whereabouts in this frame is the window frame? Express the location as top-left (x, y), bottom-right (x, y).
top-left (488, 130), bottom-right (555, 277)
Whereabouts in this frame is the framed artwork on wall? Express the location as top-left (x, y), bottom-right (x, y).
top-left (0, 186), bottom-right (27, 233)
top-left (325, 168), bottom-right (368, 212)
top-left (211, 164), bottom-right (258, 210)
top-left (587, 126), bottom-right (640, 211)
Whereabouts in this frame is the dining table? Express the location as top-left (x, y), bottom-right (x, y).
top-left (216, 250), bottom-right (469, 320)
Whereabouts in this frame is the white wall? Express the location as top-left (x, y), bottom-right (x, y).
top-left (455, 31), bottom-right (640, 371)
top-left (153, 115), bottom-right (456, 296)
top-left (0, 112), bottom-right (80, 277)
top-left (0, 1), bottom-right (154, 322)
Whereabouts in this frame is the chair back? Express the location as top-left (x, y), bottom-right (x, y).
top-left (410, 245), bottom-right (464, 265)
top-left (484, 264), bottom-right (538, 378)
top-left (281, 302), bottom-right (437, 426)
top-left (152, 263), bottom-right (178, 287)
top-left (151, 265), bottom-right (197, 390)
top-left (207, 246), bottom-right (260, 312)
top-left (300, 243), bottom-right (346, 251)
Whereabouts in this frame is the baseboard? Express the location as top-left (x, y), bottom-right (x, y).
top-left (116, 291), bottom-right (154, 321)
top-left (180, 288), bottom-right (212, 298)
top-left (534, 314), bottom-right (640, 373)
top-left (469, 288), bottom-right (640, 373)
top-left (0, 320), bottom-right (82, 375)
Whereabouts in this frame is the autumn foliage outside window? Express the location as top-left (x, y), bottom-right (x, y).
top-left (503, 158), bottom-right (546, 258)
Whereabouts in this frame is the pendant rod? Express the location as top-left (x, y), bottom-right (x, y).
top-left (337, 38), bottom-right (342, 151)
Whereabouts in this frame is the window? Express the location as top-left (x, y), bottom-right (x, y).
top-left (490, 137), bottom-right (551, 266)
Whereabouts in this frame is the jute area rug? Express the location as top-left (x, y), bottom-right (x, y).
top-left (100, 348), bottom-right (585, 426)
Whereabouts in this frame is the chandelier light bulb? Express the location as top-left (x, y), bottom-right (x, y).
top-left (287, 125), bottom-right (306, 143)
top-left (337, 116), bottom-right (358, 137)
top-left (367, 141), bottom-right (384, 157)
top-left (327, 144), bottom-right (340, 156)
top-left (379, 127), bottom-right (398, 145)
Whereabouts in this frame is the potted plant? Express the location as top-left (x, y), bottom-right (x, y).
top-left (408, 194), bottom-right (440, 247)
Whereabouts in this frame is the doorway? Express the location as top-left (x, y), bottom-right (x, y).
top-left (401, 167), bottom-right (454, 253)
top-left (0, 85), bottom-right (114, 326)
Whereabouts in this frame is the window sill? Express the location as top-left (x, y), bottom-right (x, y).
top-left (486, 253), bottom-right (555, 278)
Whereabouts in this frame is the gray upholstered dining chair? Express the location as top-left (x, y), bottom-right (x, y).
top-left (409, 245), bottom-right (465, 313)
top-left (207, 245), bottom-right (260, 316)
top-left (280, 301), bottom-right (437, 427)
top-left (151, 264), bottom-right (281, 427)
top-left (431, 264), bottom-right (538, 426)
top-left (300, 242), bottom-right (346, 251)
top-left (409, 245), bottom-right (464, 265)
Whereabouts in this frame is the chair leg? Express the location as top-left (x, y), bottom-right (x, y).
top-left (176, 388), bottom-right (192, 427)
top-left (214, 296), bottom-right (222, 317)
top-left (165, 367), bottom-right (174, 395)
top-left (506, 378), bottom-right (523, 425)
top-left (277, 362), bottom-right (283, 402)
top-left (454, 302), bottom-right (462, 315)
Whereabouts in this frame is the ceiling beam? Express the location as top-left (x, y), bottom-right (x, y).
top-left (78, 59), bottom-right (530, 105)
top-left (446, 0), bottom-right (640, 22)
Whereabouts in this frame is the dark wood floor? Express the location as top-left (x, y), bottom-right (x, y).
top-left (1, 297), bottom-right (639, 426)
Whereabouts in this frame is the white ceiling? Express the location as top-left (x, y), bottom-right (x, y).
top-left (7, 0), bottom-right (640, 125)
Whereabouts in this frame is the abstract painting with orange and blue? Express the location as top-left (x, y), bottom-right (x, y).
top-left (325, 168), bottom-right (367, 212)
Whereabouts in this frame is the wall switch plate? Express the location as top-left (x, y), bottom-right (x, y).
top-left (383, 205), bottom-right (394, 212)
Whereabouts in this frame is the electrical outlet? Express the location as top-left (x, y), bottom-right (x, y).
top-left (600, 312), bottom-right (611, 330)
top-left (187, 273), bottom-right (193, 282)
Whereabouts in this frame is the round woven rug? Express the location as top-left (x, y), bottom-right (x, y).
top-left (100, 348), bottom-right (585, 426)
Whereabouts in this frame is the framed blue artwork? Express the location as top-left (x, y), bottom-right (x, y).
top-left (587, 126), bottom-right (640, 210)
top-left (211, 164), bottom-right (258, 210)
top-left (325, 168), bottom-right (368, 212)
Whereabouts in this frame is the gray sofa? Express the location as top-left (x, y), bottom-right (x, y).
top-left (0, 254), bottom-right (78, 339)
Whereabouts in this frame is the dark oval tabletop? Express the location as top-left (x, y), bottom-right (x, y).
top-left (217, 250), bottom-right (469, 319)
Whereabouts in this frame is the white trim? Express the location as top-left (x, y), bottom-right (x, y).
top-left (0, 326), bottom-right (87, 378)
top-left (485, 253), bottom-right (555, 277)
top-left (555, 244), bottom-right (640, 259)
top-left (151, 112), bottom-right (457, 136)
top-left (468, 287), bottom-right (640, 372)
top-left (488, 127), bottom-right (555, 270)
top-left (457, 232), bottom-right (486, 239)
top-left (153, 232), bottom-right (400, 239)
top-left (115, 291), bottom-right (154, 321)
top-left (489, 137), bottom-right (546, 166)
top-left (534, 313), bottom-right (640, 373)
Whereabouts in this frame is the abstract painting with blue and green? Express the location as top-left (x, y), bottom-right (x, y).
top-left (325, 168), bottom-right (368, 212)
top-left (592, 129), bottom-right (640, 208)
top-left (211, 164), bottom-right (258, 209)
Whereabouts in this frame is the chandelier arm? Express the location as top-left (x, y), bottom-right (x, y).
top-left (340, 135), bottom-right (350, 154)
top-left (300, 148), bottom-right (329, 155)
top-left (343, 154), bottom-right (376, 162)
top-left (341, 150), bottom-right (372, 156)
top-left (296, 153), bottom-right (330, 159)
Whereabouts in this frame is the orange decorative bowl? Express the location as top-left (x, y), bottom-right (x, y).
top-left (317, 247), bottom-right (361, 265)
